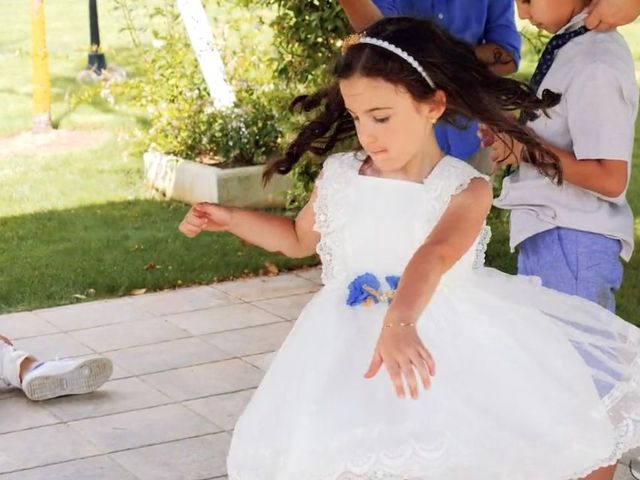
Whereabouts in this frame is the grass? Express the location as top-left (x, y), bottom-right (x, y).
top-left (0, 3), bottom-right (638, 319)
top-left (0, 197), bottom-right (317, 313)
top-left (0, 1), bottom-right (138, 136)
top-left (0, 136), bottom-right (317, 313)
top-left (0, 0), bottom-right (316, 313)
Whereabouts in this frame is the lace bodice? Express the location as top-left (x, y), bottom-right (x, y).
top-left (313, 152), bottom-right (490, 286)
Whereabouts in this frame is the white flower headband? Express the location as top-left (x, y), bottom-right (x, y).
top-left (344, 35), bottom-right (436, 89)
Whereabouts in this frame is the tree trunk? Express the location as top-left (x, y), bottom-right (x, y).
top-left (176, 0), bottom-right (235, 109)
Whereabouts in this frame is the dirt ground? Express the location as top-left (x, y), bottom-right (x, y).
top-left (0, 129), bottom-right (111, 158)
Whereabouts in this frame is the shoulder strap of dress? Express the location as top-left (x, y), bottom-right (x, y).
top-left (425, 157), bottom-right (492, 268)
top-left (319, 151), bottom-right (362, 180)
top-left (427, 156), bottom-right (490, 203)
top-left (313, 151), bottom-right (361, 232)
top-left (313, 152), bottom-right (360, 285)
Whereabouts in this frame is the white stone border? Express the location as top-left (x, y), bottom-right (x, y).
top-left (143, 151), bottom-right (291, 207)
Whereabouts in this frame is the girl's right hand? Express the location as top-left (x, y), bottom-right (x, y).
top-left (0, 334), bottom-right (13, 346)
top-left (178, 202), bottom-right (233, 238)
top-left (365, 324), bottom-right (436, 399)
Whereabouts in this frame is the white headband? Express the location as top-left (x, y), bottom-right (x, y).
top-left (359, 36), bottom-right (436, 89)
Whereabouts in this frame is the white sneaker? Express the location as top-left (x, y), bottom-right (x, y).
top-left (22, 357), bottom-right (113, 401)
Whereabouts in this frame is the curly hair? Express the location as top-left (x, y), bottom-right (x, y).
top-left (264, 16), bottom-right (561, 183)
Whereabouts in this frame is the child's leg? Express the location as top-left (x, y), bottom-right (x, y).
top-left (1, 334), bottom-right (113, 401)
top-left (517, 228), bottom-right (622, 312)
top-left (21, 357), bottom-right (113, 401)
top-left (0, 339), bottom-right (33, 389)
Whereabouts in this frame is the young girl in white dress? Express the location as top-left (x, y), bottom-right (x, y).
top-left (179, 17), bottom-right (640, 480)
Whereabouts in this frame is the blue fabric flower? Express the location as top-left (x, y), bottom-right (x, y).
top-left (346, 273), bottom-right (380, 306)
top-left (385, 276), bottom-right (400, 290)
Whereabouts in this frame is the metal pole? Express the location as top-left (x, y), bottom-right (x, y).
top-left (31, 0), bottom-right (52, 133)
top-left (87, 0), bottom-right (107, 74)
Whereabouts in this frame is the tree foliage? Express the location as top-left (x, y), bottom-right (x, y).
top-left (253, 0), bottom-right (351, 88)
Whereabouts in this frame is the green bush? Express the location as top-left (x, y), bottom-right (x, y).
top-left (102, 0), bottom-right (286, 166)
top-left (257, 0), bottom-right (350, 88)
top-left (283, 158), bottom-right (323, 210)
top-left (81, 1), bottom-right (352, 188)
top-left (248, 0), bottom-right (353, 207)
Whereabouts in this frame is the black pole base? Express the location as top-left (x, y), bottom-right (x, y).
top-left (87, 52), bottom-right (107, 75)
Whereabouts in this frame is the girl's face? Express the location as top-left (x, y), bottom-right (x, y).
top-left (515, 0), bottom-right (587, 33)
top-left (339, 75), bottom-right (443, 178)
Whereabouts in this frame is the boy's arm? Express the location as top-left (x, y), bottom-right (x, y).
top-left (542, 146), bottom-right (628, 198)
top-left (585, 0), bottom-right (640, 31)
top-left (485, 131), bottom-right (629, 198)
top-left (558, 61), bottom-right (634, 198)
top-left (180, 188), bottom-right (320, 258)
top-left (387, 178), bottom-right (493, 322)
top-left (487, 61), bottom-right (636, 198)
top-left (338, 0), bottom-right (383, 32)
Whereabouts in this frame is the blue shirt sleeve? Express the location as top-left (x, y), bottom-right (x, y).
top-left (483, 0), bottom-right (522, 67)
top-left (371, 0), bottom-right (400, 16)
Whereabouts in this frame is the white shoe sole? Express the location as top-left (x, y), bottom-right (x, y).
top-left (23, 357), bottom-right (113, 401)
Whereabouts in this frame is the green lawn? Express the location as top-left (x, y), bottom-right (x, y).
top-left (0, 1), bottom-right (145, 136)
top-left (0, 0), bottom-right (316, 313)
top-left (0, 3), bottom-right (638, 319)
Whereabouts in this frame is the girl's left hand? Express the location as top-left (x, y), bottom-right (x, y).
top-left (365, 322), bottom-right (436, 399)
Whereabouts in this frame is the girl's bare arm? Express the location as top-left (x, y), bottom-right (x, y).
top-left (388, 177), bottom-right (493, 322)
top-left (365, 177), bottom-right (493, 399)
top-left (179, 188), bottom-right (320, 258)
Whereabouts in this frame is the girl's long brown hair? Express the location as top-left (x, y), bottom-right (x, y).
top-left (264, 16), bottom-right (561, 182)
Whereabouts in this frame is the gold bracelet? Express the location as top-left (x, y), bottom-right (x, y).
top-left (383, 322), bottom-right (416, 328)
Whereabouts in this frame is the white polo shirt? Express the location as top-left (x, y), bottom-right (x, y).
top-left (494, 16), bottom-right (639, 261)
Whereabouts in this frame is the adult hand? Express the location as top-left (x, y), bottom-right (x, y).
top-left (585, 0), bottom-right (640, 31)
top-left (178, 203), bottom-right (233, 238)
top-left (365, 322), bottom-right (436, 399)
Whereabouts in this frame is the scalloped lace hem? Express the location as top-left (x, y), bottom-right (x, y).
top-left (228, 449), bottom-right (634, 480)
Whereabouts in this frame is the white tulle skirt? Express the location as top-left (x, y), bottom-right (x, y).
top-left (227, 268), bottom-right (640, 480)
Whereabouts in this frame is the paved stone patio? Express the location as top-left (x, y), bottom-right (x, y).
top-left (0, 267), bottom-right (638, 479)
